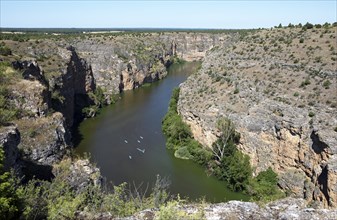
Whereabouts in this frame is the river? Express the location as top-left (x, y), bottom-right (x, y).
top-left (75, 62), bottom-right (249, 202)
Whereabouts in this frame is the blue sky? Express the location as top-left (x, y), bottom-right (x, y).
top-left (1, 1), bottom-right (336, 29)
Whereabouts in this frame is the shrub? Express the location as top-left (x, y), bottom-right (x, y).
top-left (0, 46), bottom-right (12, 56)
top-left (300, 78), bottom-right (311, 87)
top-left (299, 38), bottom-right (304, 43)
top-left (303, 22), bottom-right (314, 30)
top-left (248, 167), bottom-right (284, 202)
top-left (308, 111), bottom-right (315, 117)
top-left (323, 80), bottom-right (331, 89)
top-left (0, 147), bottom-right (20, 219)
top-left (174, 147), bottom-right (193, 160)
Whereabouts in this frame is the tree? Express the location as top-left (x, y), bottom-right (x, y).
top-left (303, 22), bottom-right (314, 30)
top-left (226, 151), bottom-right (252, 191)
top-left (212, 117), bottom-right (238, 161)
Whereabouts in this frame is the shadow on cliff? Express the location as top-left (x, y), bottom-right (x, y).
top-left (71, 121), bottom-right (84, 148)
top-left (21, 160), bottom-right (54, 183)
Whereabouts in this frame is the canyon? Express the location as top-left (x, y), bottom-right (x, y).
top-left (0, 26), bottom-right (336, 218)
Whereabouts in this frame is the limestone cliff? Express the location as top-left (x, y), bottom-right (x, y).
top-left (71, 32), bottom-right (225, 95)
top-left (178, 27), bottom-right (337, 207)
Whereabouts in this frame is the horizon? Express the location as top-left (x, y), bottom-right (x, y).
top-left (1, 1), bottom-right (336, 29)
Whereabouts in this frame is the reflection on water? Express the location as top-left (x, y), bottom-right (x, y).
top-left (75, 62), bottom-right (249, 202)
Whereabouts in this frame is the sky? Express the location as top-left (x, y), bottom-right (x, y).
top-left (0, 1), bottom-right (336, 29)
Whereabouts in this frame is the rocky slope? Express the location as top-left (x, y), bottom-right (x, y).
top-left (178, 26), bottom-right (337, 207)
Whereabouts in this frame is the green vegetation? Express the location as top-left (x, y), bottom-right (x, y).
top-left (82, 86), bottom-right (118, 118)
top-left (156, 196), bottom-right (205, 220)
top-left (293, 92), bottom-right (299, 97)
top-left (308, 111), bottom-right (315, 117)
top-left (162, 88), bottom-right (212, 166)
top-left (248, 167), bottom-right (284, 202)
top-left (0, 147), bottom-right (20, 219)
top-left (162, 88), bottom-right (284, 202)
top-left (323, 80), bottom-right (331, 89)
top-left (0, 43), bottom-right (12, 56)
top-left (0, 63), bottom-right (20, 126)
top-left (302, 22), bottom-right (314, 30)
top-left (210, 119), bottom-right (250, 191)
top-left (300, 78), bottom-right (311, 88)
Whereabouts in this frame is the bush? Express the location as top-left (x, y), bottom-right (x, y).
top-left (308, 111), bottom-right (315, 117)
top-left (300, 78), bottom-right (311, 87)
top-left (0, 46), bottom-right (12, 56)
top-left (303, 22), bottom-right (314, 30)
top-left (323, 80), bottom-right (331, 89)
top-left (156, 196), bottom-right (205, 220)
top-left (0, 147), bottom-right (20, 219)
top-left (248, 167), bottom-right (284, 202)
top-left (174, 147), bottom-right (193, 160)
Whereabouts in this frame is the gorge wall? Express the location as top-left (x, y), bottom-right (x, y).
top-left (178, 27), bottom-right (337, 207)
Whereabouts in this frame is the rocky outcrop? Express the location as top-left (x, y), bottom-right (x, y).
top-left (12, 60), bottom-right (48, 86)
top-left (17, 112), bottom-right (71, 165)
top-left (178, 27), bottom-right (337, 207)
top-left (53, 158), bottom-right (102, 193)
top-left (76, 198), bottom-right (337, 219)
top-left (0, 125), bottom-right (21, 173)
top-left (9, 61), bottom-right (50, 117)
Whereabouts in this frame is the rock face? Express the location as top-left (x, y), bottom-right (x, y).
top-left (178, 27), bottom-right (337, 207)
top-left (9, 61), bottom-right (50, 117)
top-left (0, 126), bottom-right (21, 173)
top-left (49, 46), bottom-right (96, 128)
top-left (53, 158), bottom-right (102, 193)
top-left (16, 112), bottom-right (71, 165)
